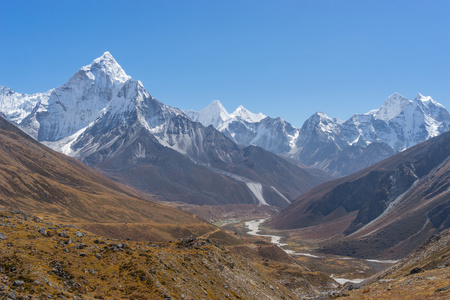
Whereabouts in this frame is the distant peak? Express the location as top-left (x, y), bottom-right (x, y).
top-left (231, 105), bottom-right (266, 123)
top-left (92, 51), bottom-right (118, 66)
top-left (414, 93), bottom-right (445, 109)
top-left (209, 99), bottom-right (225, 108)
top-left (315, 112), bottom-right (330, 119)
top-left (101, 51), bottom-right (113, 58)
top-left (390, 92), bottom-right (403, 97)
top-left (80, 51), bottom-right (131, 83)
top-left (204, 100), bottom-right (228, 113)
top-left (385, 92), bottom-right (410, 104)
top-left (232, 105), bottom-right (250, 114)
top-left (414, 93), bottom-right (433, 102)
top-left (374, 93), bottom-right (412, 121)
top-left (304, 112), bottom-right (332, 124)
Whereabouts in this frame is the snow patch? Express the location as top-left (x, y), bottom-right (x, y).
top-left (270, 186), bottom-right (290, 203)
top-left (246, 182), bottom-right (267, 205)
top-left (331, 276), bottom-right (365, 285)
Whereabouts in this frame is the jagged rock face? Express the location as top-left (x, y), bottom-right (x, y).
top-left (224, 117), bottom-right (298, 154)
top-left (188, 93), bottom-right (450, 176)
top-left (0, 52), bottom-right (329, 207)
top-left (269, 131), bottom-right (450, 258)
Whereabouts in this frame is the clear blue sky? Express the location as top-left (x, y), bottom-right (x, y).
top-left (1, 0), bottom-right (449, 126)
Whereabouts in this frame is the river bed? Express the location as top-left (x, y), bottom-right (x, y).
top-left (245, 218), bottom-right (394, 285)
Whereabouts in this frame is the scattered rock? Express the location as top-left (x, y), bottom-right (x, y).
top-left (52, 262), bottom-right (71, 280)
top-left (79, 253), bottom-right (86, 257)
top-left (410, 267), bottom-right (424, 275)
top-left (435, 286), bottom-right (450, 293)
top-left (0, 233), bottom-right (6, 240)
top-left (38, 228), bottom-right (47, 235)
top-left (58, 230), bottom-right (67, 238)
top-left (13, 280), bottom-right (24, 286)
top-left (74, 231), bottom-right (85, 238)
top-left (76, 243), bottom-right (87, 249)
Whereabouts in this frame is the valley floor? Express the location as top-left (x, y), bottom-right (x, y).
top-left (221, 217), bottom-right (397, 284)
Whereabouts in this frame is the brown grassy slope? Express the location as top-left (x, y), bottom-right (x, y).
top-left (344, 228), bottom-right (450, 299)
top-left (0, 210), bottom-right (297, 300)
top-left (0, 116), bottom-right (215, 241)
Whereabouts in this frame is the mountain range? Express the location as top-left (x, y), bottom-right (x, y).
top-left (0, 52), bottom-right (330, 208)
top-left (188, 93), bottom-right (450, 176)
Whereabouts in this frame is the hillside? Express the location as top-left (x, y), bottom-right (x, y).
top-left (344, 228), bottom-right (450, 299)
top-left (269, 131), bottom-right (450, 258)
top-left (0, 210), bottom-right (298, 299)
top-left (0, 115), bottom-right (216, 241)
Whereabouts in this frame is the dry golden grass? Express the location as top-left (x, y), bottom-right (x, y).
top-left (344, 267), bottom-right (450, 299)
top-left (0, 117), bottom-right (219, 242)
top-left (0, 210), bottom-right (297, 299)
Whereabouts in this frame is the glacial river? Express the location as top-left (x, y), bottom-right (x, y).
top-left (245, 218), bottom-right (397, 285)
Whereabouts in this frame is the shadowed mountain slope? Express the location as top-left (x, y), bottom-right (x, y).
top-left (269, 131), bottom-right (450, 258)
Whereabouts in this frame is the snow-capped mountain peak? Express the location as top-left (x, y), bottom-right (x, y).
top-left (414, 93), bottom-right (446, 109)
top-left (0, 85), bottom-right (52, 124)
top-left (80, 51), bottom-right (131, 84)
top-left (374, 92), bottom-right (412, 121)
top-left (230, 105), bottom-right (266, 123)
top-left (184, 100), bottom-right (231, 128)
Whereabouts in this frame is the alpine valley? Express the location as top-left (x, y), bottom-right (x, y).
top-left (1, 52), bottom-right (450, 300)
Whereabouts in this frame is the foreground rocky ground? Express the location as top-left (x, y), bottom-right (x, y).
top-left (3, 207), bottom-right (448, 299)
top-left (343, 228), bottom-right (450, 299)
top-left (0, 209), bottom-right (342, 299)
top-left (0, 210), bottom-right (299, 299)
top-left (344, 267), bottom-right (450, 299)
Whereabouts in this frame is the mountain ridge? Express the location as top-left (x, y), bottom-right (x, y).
top-left (188, 92), bottom-right (450, 175)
